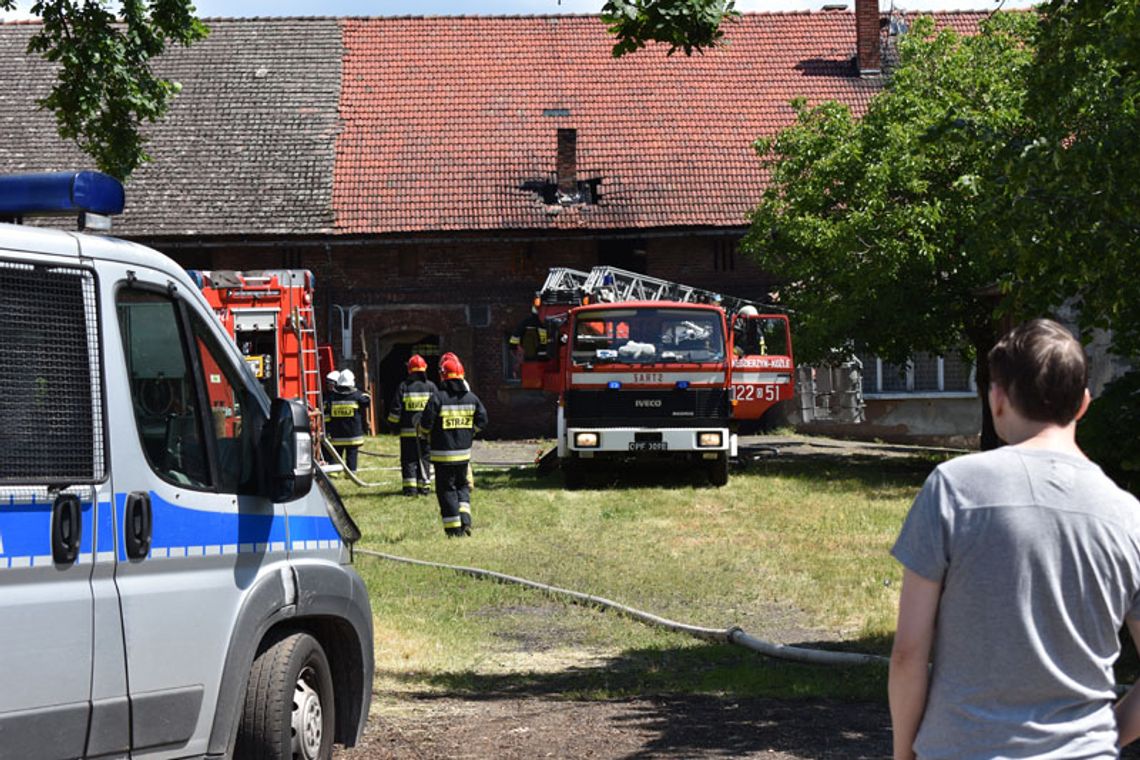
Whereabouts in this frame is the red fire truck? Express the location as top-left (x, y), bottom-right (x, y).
top-left (189, 269), bottom-right (328, 448)
top-left (517, 267), bottom-right (793, 487)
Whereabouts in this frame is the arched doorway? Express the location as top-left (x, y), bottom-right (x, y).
top-left (375, 330), bottom-right (441, 432)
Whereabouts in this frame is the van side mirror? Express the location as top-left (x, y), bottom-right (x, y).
top-left (264, 398), bottom-right (313, 502)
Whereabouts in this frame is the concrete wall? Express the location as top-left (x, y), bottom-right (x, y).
top-left (798, 395), bottom-right (982, 448)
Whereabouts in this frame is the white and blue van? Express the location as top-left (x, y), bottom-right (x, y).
top-left (0, 172), bottom-right (373, 759)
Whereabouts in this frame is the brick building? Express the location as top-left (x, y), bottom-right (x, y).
top-left (0, 6), bottom-right (983, 437)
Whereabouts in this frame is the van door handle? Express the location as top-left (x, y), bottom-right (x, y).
top-left (124, 492), bottom-right (152, 560)
top-left (51, 494), bottom-right (82, 565)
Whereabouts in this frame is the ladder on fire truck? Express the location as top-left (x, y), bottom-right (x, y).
top-left (293, 302), bottom-right (325, 439)
top-left (537, 265), bottom-right (782, 316)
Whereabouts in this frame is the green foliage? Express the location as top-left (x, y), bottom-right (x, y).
top-left (1002, 0), bottom-right (1140, 357)
top-left (0, 0), bottom-right (207, 179)
top-left (742, 15), bottom-right (1036, 365)
top-left (1077, 370), bottom-right (1140, 496)
top-left (601, 0), bottom-right (738, 57)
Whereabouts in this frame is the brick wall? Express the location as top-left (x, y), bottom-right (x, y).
top-left (157, 231), bottom-right (776, 438)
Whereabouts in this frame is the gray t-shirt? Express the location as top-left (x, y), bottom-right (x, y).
top-left (893, 446), bottom-right (1140, 760)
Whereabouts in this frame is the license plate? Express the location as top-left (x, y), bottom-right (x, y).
top-left (629, 441), bottom-right (668, 452)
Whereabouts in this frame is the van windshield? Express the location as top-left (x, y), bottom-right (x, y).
top-left (572, 307), bottom-right (725, 364)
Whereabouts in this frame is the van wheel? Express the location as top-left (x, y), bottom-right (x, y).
top-left (236, 632), bottom-right (335, 760)
top-left (707, 453), bottom-right (729, 487)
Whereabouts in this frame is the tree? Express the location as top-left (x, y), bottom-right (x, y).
top-left (0, 0), bottom-right (207, 179)
top-left (601, 0), bottom-right (738, 56)
top-left (1002, 0), bottom-right (1140, 357)
top-left (741, 14), bottom-right (1037, 448)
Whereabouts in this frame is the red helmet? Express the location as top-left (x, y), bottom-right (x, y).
top-left (439, 353), bottom-right (465, 380)
top-left (407, 354), bottom-right (427, 373)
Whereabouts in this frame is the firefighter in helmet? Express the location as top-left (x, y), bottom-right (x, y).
top-left (324, 369), bottom-right (370, 473)
top-left (417, 353), bottom-right (487, 536)
top-left (387, 354), bottom-right (437, 496)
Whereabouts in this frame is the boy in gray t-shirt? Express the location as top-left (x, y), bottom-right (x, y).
top-left (889, 319), bottom-right (1140, 760)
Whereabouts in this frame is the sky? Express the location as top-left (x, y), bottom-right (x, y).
top-left (1, 0), bottom-right (1037, 21)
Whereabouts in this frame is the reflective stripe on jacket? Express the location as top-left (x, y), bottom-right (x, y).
top-left (388, 377), bottom-right (437, 438)
top-left (418, 380), bottom-right (487, 464)
top-left (324, 388), bottom-right (370, 445)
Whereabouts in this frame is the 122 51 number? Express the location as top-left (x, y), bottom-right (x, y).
top-left (732, 384), bottom-right (780, 402)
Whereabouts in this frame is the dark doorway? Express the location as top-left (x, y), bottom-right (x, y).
top-left (598, 238), bottom-right (648, 273)
top-left (376, 334), bottom-right (441, 432)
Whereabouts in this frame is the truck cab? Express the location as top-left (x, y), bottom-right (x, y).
top-left (0, 172), bottom-right (372, 759)
top-left (559, 301), bottom-right (735, 487)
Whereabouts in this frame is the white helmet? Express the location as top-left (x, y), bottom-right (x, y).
top-left (336, 369), bottom-right (356, 390)
top-left (738, 305), bottom-right (759, 318)
top-left (325, 370), bottom-right (339, 384)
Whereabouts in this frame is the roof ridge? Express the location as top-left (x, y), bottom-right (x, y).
top-left (3, 10), bottom-right (996, 26)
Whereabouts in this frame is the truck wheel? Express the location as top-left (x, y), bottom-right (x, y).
top-left (707, 452), bottom-right (729, 487)
top-left (236, 632), bottom-right (336, 760)
top-left (563, 458), bottom-right (584, 490)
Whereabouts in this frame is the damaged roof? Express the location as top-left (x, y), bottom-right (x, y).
top-left (0, 13), bottom-right (985, 238)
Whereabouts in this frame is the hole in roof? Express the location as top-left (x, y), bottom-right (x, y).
top-left (543, 108), bottom-right (571, 118)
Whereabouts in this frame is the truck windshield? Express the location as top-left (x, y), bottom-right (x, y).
top-left (572, 307), bottom-right (725, 364)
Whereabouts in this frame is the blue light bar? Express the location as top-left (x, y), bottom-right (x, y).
top-left (675, 380), bottom-right (690, 390)
top-left (0, 171), bottom-right (125, 217)
top-left (607, 380), bottom-right (622, 390)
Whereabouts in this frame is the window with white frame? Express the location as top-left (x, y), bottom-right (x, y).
top-left (858, 351), bottom-right (976, 396)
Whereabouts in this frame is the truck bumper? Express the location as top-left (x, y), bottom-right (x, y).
top-left (567, 427), bottom-right (735, 456)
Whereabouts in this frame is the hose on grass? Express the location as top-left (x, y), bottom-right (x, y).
top-left (321, 438), bottom-right (391, 488)
top-left (355, 547), bottom-right (889, 667)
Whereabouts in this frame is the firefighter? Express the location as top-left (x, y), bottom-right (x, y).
top-left (509, 305), bottom-right (550, 361)
top-left (386, 354), bottom-right (437, 496)
top-left (324, 369), bottom-right (370, 473)
top-left (417, 353), bottom-right (487, 537)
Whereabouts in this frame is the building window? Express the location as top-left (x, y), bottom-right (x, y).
top-left (859, 351), bottom-right (977, 397)
top-left (713, 239), bottom-right (736, 272)
top-left (503, 335), bottom-right (522, 384)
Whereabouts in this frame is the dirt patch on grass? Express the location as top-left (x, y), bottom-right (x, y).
top-left (337, 694), bottom-right (892, 759)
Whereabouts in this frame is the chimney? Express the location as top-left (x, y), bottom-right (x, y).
top-left (854, 0), bottom-right (882, 76)
top-left (556, 128), bottom-right (577, 195)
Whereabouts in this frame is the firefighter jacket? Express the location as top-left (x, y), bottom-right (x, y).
top-left (324, 388), bottom-right (371, 446)
top-left (386, 377), bottom-right (437, 438)
top-left (509, 313), bottom-right (551, 360)
top-left (417, 379), bottom-right (488, 464)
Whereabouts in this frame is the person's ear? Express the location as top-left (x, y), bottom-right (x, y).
top-left (988, 382), bottom-right (1006, 418)
top-left (1074, 388), bottom-right (1092, 423)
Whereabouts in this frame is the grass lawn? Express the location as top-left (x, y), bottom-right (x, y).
top-left (336, 436), bottom-right (948, 705)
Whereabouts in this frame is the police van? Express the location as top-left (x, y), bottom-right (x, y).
top-left (0, 172), bottom-right (373, 759)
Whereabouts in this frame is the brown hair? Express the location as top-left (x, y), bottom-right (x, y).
top-left (987, 318), bottom-right (1088, 425)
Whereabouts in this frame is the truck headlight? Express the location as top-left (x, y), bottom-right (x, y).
top-left (698, 431), bottom-right (722, 448)
top-left (575, 432), bottom-right (599, 448)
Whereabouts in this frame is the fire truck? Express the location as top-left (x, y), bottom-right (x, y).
top-left (517, 266), bottom-right (794, 487)
top-left (188, 269), bottom-right (328, 449)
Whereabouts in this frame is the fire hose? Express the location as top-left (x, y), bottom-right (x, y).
top-left (355, 548), bottom-right (889, 667)
top-left (321, 438), bottom-right (392, 488)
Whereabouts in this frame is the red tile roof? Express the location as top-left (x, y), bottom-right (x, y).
top-left (334, 12), bottom-right (985, 235)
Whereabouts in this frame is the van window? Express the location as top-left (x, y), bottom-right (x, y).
top-left (117, 289), bottom-right (258, 493)
top-left (118, 290), bottom-right (212, 488)
top-left (0, 260), bottom-right (104, 484)
top-left (187, 310), bottom-right (257, 493)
